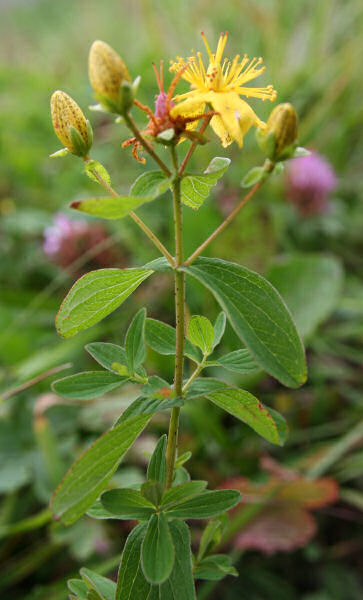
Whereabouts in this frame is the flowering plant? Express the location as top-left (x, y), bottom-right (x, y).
top-left (49, 34), bottom-right (308, 599)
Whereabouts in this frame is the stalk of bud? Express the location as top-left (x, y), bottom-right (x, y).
top-left (256, 103), bottom-right (298, 161)
top-left (50, 91), bottom-right (93, 157)
top-left (88, 40), bottom-right (131, 114)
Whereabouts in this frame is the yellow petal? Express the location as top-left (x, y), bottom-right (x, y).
top-left (170, 94), bottom-right (207, 119)
top-left (210, 114), bottom-right (233, 147)
top-left (210, 92), bottom-right (261, 147)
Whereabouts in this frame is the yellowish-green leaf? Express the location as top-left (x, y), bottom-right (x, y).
top-left (206, 388), bottom-right (288, 445)
top-left (56, 268), bottom-right (153, 338)
top-left (71, 196), bottom-right (156, 220)
top-left (51, 414), bottom-right (150, 524)
top-left (84, 160), bottom-right (111, 186)
top-left (181, 157), bottom-right (230, 210)
top-left (188, 315), bottom-right (214, 355)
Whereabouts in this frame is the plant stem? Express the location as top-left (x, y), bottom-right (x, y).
top-left (182, 355), bottom-right (207, 393)
top-left (85, 161), bottom-right (174, 265)
top-left (123, 113), bottom-right (172, 177)
top-left (165, 147), bottom-right (185, 489)
top-left (184, 161), bottom-right (275, 266)
top-left (178, 115), bottom-right (213, 176)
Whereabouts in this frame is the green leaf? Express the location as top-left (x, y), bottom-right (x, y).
top-left (274, 162), bottom-right (285, 175)
top-left (206, 388), bottom-right (287, 445)
top-left (68, 579), bottom-right (88, 599)
top-left (86, 590), bottom-right (102, 600)
top-left (50, 414), bottom-right (150, 524)
top-left (241, 166), bottom-right (265, 188)
top-left (175, 451), bottom-right (192, 469)
top-left (182, 258), bottom-right (306, 388)
top-left (56, 268), bottom-right (153, 338)
top-left (158, 520), bottom-right (196, 599)
top-left (116, 520), bottom-right (196, 600)
top-left (161, 481), bottom-right (207, 509)
top-left (130, 170), bottom-right (171, 198)
top-left (181, 157), bottom-right (230, 209)
top-left (173, 466), bottom-right (191, 485)
top-left (52, 371), bottom-right (127, 400)
top-left (116, 395), bottom-right (183, 425)
top-left (198, 515), bottom-right (229, 560)
top-left (50, 147), bottom-right (69, 158)
top-left (194, 554), bottom-right (238, 581)
top-left (86, 501), bottom-right (119, 520)
top-left (145, 318), bottom-right (201, 362)
top-left (86, 342), bottom-right (127, 372)
top-left (147, 435), bottom-right (167, 485)
top-left (71, 195), bottom-right (157, 220)
top-left (80, 568), bottom-right (116, 600)
top-left (143, 257), bottom-right (171, 272)
top-left (185, 378), bottom-right (231, 400)
top-left (188, 315), bottom-right (214, 355)
top-left (165, 489), bottom-right (241, 519)
top-left (267, 254), bottom-right (343, 339)
top-left (100, 488), bottom-right (155, 519)
top-left (125, 308), bottom-right (146, 374)
top-left (157, 128), bottom-right (175, 143)
top-left (266, 406), bottom-right (289, 445)
top-left (116, 523), bottom-right (150, 600)
top-left (141, 480), bottom-right (164, 506)
top-left (292, 146), bottom-right (310, 158)
top-left (212, 312), bottom-right (226, 349)
top-left (142, 513), bottom-right (175, 584)
top-left (84, 160), bottom-right (111, 186)
top-left (69, 125), bottom-right (88, 156)
top-left (213, 349), bottom-right (260, 375)
top-left (141, 376), bottom-right (172, 398)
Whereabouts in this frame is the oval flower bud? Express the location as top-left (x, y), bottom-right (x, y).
top-left (261, 103), bottom-right (298, 160)
top-left (88, 40), bottom-right (130, 111)
top-left (51, 91), bottom-right (92, 157)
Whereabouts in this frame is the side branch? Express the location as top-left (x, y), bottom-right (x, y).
top-left (184, 162), bottom-right (274, 266)
top-left (85, 161), bottom-right (174, 266)
top-left (123, 113), bottom-right (172, 177)
top-left (178, 114), bottom-right (213, 176)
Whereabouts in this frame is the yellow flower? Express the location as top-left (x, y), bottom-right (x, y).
top-left (170, 32), bottom-right (277, 148)
top-left (89, 40), bottom-right (130, 103)
top-left (50, 91), bottom-right (92, 156)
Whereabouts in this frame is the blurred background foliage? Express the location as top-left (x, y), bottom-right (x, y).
top-left (0, 0), bottom-right (362, 598)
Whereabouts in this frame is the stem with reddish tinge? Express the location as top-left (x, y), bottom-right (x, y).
top-left (165, 147), bottom-right (185, 489)
top-left (123, 113), bottom-right (172, 177)
top-left (178, 115), bottom-right (213, 176)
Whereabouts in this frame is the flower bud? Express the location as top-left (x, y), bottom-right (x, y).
top-left (88, 40), bottom-right (130, 112)
top-left (257, 103), bottom-right (298, 161)
top-left (51, 91), bottom-right (92, 157)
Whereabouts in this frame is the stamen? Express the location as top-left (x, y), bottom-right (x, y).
top-left (159, 60), bottom-right (164, 92)
top-left (167, 61), bottom-right (190, 101)
top-left (133, 98), bottom-right (159, 126)
top-left (201, 31), bottom-right (213, 59)
top-left (197, 51), bottom-right (207, 79)
top-left (215, 31), bottom-right (228, 64)
top-left (152, 61), bottom-right (164, 93)
top-left (221, 58), bottom-right (228, 75)
top-left (224, 54), bottom-right (240, 85)
top-left (236, 85), bottom-right (277, 101)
